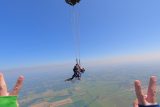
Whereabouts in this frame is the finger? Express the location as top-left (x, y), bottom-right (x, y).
top-left (10, 76), bottom-right (24, 96)
top-left (133, 99), bottom-right (138, 107)
top-left (0, 73), bottom-right (8, 96)
top-left (134, 80), bottom-right (146, 105)
top-left (147, 76), bottom-right (157, 103)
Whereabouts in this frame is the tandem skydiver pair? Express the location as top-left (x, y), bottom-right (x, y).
top-left (65, 63), bottom-right (85, 81)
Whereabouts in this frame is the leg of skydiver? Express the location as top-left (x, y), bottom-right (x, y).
top-left (70, 72), bottom-right (81, 80)
top-left (76, 72), bottom-right (81, 80)
top-left (65, 73), bottom-right (77, 81)
top-left (78, 73), bottom-right (81, 80)
top-left (71, 73), bottom-right (77, 80)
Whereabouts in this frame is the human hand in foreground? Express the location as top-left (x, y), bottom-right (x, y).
top-left (0, 73), bottom-right (24, 107)
top-left (133, 76), bottom-right (159, 107)
top-left (0, 73), bottom-right (24, 96)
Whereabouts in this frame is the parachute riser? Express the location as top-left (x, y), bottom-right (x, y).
top-left (76, 58), bottom-right (81, 66)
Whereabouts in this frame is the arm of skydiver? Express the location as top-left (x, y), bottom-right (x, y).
top-left (133, 76), bottom-right (159, 107)
top-left (0, 73), bottom-right (24, 107)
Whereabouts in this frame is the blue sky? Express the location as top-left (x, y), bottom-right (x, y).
top-left (0, 0), bottom-right (160, 69)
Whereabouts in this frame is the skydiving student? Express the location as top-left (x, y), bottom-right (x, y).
top-left (0, 73), bottom-right (24, 107)
top-left (133, 76), bottom-right (160, 107)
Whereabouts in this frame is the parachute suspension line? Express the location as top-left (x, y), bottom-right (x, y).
top-left (75, 7), bottom-right (81, 66)
top-left (71, 6), bottom-right (81, 65)
top-left (71, 6), bottom-right (78, 62)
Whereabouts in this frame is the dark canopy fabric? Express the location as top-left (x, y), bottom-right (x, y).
top-left (65, 0), bottom-right (80, 6)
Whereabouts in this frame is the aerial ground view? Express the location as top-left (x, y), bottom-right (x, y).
top-left (4, 60), bottom-right (160, 107)
top-left (0, 0), bottom-right (160, 107)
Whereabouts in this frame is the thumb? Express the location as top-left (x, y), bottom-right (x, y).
top-left (133, 99), bottom-right (139, 107)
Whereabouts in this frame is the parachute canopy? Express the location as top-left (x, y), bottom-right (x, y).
top-left (65, 0), bottom-right (80, 6)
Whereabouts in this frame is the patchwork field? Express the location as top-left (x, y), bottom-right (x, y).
top-left (5, 64), bottom-right (160, 107)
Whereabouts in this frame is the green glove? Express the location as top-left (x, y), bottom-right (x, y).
top-left (0, 96), bottom-right (18, 107)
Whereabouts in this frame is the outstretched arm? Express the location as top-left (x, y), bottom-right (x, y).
top-left (0, 73), bottom-right (24, 107)
top-left (133, 76), bottom-right (159, 107)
